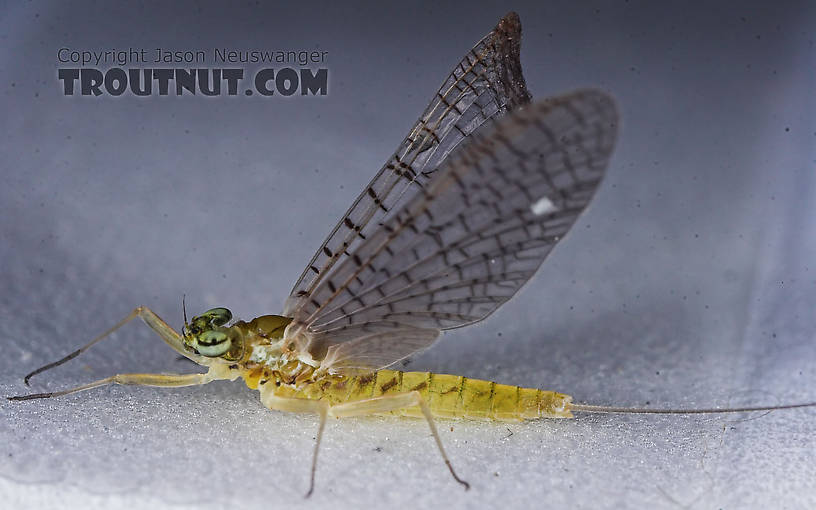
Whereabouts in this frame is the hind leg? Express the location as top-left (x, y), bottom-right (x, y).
top-left (329, 391), bottom-right (469, 490)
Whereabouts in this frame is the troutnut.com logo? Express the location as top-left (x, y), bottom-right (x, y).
top-left (57, 47), bottom-right (329, 97)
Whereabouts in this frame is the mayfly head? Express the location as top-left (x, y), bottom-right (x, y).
top-left (182, 307), bottom-right (245, 361)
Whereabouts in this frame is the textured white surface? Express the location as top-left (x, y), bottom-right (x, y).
top-left (2, 2), bottom-right (815, 509)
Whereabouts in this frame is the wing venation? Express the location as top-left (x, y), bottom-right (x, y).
top-left (281, 15), bottom-right (618, 373)
top-left (284, 12), bottom-right (531, 316)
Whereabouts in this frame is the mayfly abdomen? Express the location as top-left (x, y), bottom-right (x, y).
top-left (377, 371), bottom-right (573, 421)
top-left (282, 369), bottom-right (573, 421)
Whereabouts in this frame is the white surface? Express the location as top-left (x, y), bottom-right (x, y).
top-left (1, 2), bottom-right (815, 509)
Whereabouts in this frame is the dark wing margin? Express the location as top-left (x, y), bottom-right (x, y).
top-left (295, 90), bottom-right (619, 372)
top-left (284, 13), bottom-right (531, 319)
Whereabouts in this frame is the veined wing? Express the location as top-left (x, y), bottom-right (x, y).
top-left (284, 12), bottom-right (531, 319)
top-left (292, 90), bottom-right (619, 372)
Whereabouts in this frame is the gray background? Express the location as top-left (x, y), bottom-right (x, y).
top-left (1, 1), bottom-right (815, 508)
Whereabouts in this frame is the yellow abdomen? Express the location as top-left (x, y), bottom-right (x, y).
top-left (264, 370), bottom-right (573, 421)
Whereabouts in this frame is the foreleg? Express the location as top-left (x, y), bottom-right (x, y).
top-left (22, 305), bottom-right (208, 386)
top-left (9, 372), bottom-right (214, 401)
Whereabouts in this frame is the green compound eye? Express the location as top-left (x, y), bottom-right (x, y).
top-left (195, 330), bottom-right (231, 357)
top-left (199, 308), bottom-right (232, 326)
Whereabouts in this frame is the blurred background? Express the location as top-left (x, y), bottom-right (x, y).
top-left (1, 1), bottom-right (814, 508)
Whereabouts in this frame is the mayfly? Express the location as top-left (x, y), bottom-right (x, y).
top-left (10, 12), bottom-right (816, 496)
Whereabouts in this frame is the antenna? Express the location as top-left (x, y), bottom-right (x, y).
top-left (182, 294), bottom-right (188, 327)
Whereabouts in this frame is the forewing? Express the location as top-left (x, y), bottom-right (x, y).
top-left (319, 326), bottom-right (440, 373)
top-left (294, 90), bottom-right (619, 373)
top-left (284, 13), bottom-right (531, 318)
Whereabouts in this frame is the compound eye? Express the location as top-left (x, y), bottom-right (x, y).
top-left (196, 330), bottom-right (231, 357)
top-left (200, 308), bottom-right (232, 327)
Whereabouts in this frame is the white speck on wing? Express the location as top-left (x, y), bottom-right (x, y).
top-left (531, 196), bottom-right (557, 216)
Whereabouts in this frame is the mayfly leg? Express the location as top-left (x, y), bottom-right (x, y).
top-left (19, 305), bottom-right (204, 387)
top-left (8, 306), bottom-right (216, 401)
top-left (329, 391), bottom-right (470, 491)
top-left (8, 372), bottom-right (214, 401)
top-left (261, 390), bottom-right (469, 497)
top-left (260, 393), bottom-right (330, 498)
